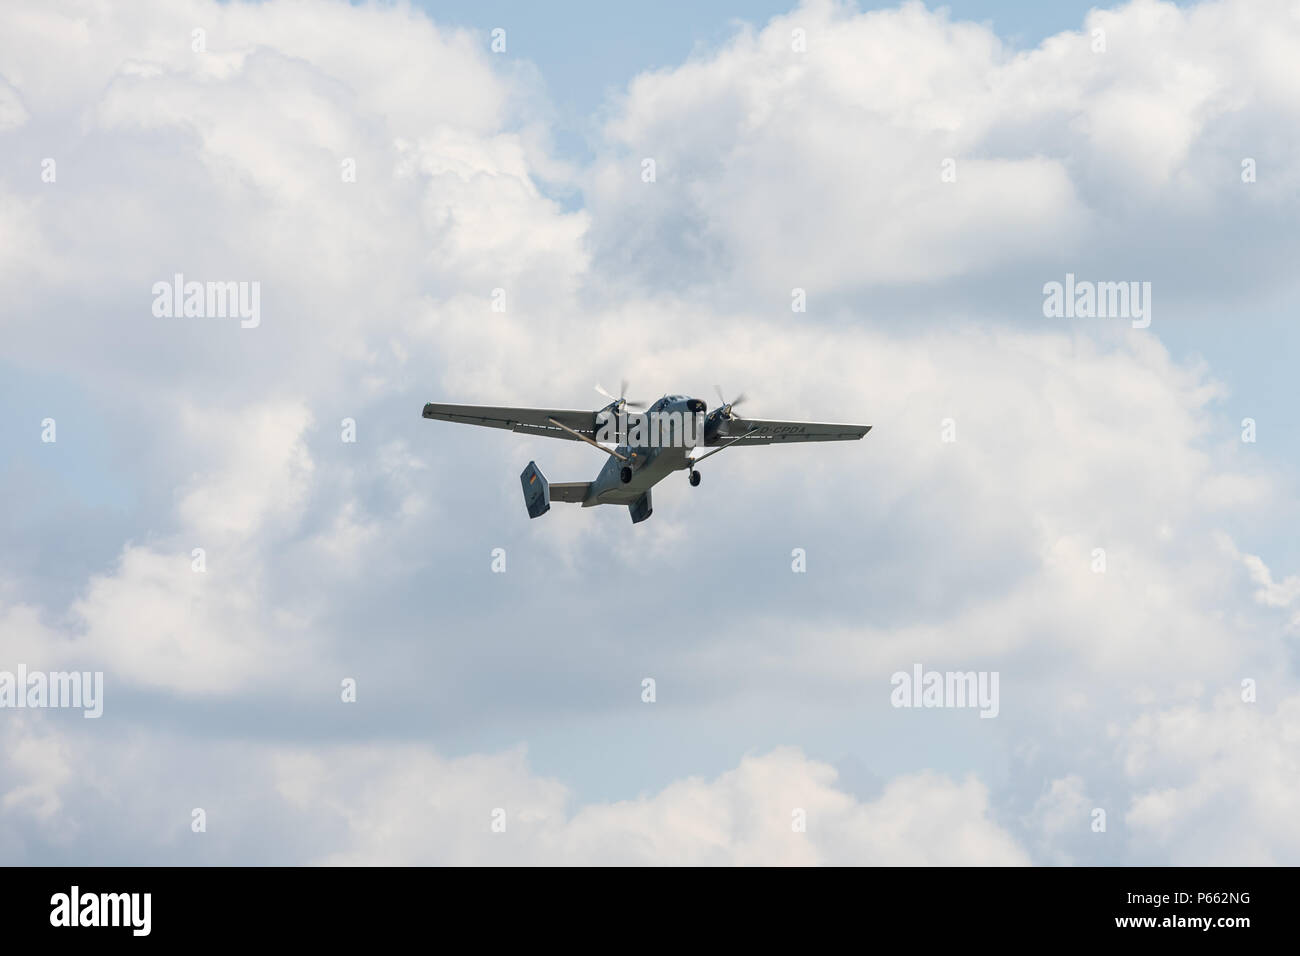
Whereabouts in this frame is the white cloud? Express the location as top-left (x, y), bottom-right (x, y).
top-left (1228, 540), bottom-right (1300, 608)
top-left (1119, 692), bottom-right (1300, 864)
top-left (0, 76), bottom-right (27, 131)
top-left (586, 0), bottom-right (1300, 306)
top-left (1024, 774), bottom-right (1094, 865)
top-left (0, 720), bottom-right (1028, 865)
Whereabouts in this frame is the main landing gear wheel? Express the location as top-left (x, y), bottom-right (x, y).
top-left (689, 470), bottom-right (701, 487)
top-left (620, 466), bottom-right (633, 484)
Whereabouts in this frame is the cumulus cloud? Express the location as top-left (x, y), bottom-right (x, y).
top-left (585, 0), bottom-right (1300, 316)
top-left (1218, 535), bottom-right (1300, 633)
top-left (0, 722), bottom-right (1027, 865)
top-left (1119, 692), bottom-right (1300, 864)
top-left (1025, 774), bottom-right (1095, 865)
top-left (282, 745), bottom-right (1030, 865)
top-left (0, 77), bottom-right (27, 132)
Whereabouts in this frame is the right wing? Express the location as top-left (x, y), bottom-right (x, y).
top-left (422, 402), bottom-right (599, 443)
top-left (707, 417), bottom-right (871, 445)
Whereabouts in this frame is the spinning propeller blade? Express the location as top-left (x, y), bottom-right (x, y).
top-left (595, 381), bottom-right (646, 410)
top-left (713, 385), bottom-right (748, 417)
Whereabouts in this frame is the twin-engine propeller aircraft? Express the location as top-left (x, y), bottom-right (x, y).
top-left (421, 384), bottom-right (871, 524)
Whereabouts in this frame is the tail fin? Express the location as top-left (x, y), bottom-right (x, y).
top-left (520, 461), bottom-right (550, 518)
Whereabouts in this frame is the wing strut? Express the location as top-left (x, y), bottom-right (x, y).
top-left (547, 417), bottom-right (629, 462)
top-left (688, 427), bottom-right (761, 465)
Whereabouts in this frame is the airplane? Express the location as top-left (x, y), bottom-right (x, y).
top-left (421, 384), bottom-right (871, 523)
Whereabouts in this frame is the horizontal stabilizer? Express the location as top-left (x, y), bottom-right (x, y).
top-left (549, 482), bottom-right (590, 504)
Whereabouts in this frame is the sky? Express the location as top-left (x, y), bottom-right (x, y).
top-left (1, 0), bottom-right (1298, 865)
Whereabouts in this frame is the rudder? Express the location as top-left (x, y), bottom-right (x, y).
top-left (520, 461), bottom-right (550, 518)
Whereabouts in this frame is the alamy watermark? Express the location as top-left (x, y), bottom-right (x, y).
top-left (1042, 273), bottom-right (1151, 328)
top-left (50, 886), bottom-right (150, 936)
top-left (890, 664), bottom-right (999, 718)
top-left (152, 273), bottom-right (260, 328)
top-left (595, 411), bottom-right (705, 448)
top-left (0, 666), bottom-right (103, 718)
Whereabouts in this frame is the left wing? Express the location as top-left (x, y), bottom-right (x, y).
top-left (706, 418), bottom-right (871, 446)
top-left (422, 402), bottom-right (598, 443)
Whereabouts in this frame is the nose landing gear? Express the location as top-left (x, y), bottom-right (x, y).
top-left (688, 469), bottom-right (701, 487)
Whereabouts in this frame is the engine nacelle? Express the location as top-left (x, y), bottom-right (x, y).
top-left (704, 408), bottom-right (731, 443)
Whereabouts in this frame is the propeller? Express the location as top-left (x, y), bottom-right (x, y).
top-left (713, 385), bottom-right (748, 419)
top-left (595, 381), bottom-right (646, 411)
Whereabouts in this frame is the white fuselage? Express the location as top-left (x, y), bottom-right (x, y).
top-left (584, 441), bottom-right (693, 506)
top-left (582, 395), bottom-right (704, 506)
